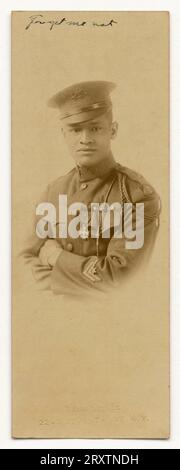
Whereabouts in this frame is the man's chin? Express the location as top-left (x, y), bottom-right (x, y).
top-left (77, 155), bottom-right (99, 167)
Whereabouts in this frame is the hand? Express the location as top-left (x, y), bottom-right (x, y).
top-left (39, 239), bottom-right (63, 267)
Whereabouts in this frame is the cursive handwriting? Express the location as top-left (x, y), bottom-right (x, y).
top-left (92, 20), bottom-right (117, 27)
top-left (25, 15), bottom-right (117, 31)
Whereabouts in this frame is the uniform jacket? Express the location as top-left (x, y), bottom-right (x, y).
top-left (22, 159), bottom-right (161, 296)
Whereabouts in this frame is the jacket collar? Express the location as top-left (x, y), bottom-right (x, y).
top-left (76, 153), bottom-right (117, 182)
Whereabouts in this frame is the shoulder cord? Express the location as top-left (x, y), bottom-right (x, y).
top-left (120, 174), bottom-right (131, 203)
top-left (95, 173), bottom-right (127, 257)
top-left (95, 175), bottom-right (117, 258)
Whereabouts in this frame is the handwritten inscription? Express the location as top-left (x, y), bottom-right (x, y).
top-left (25, 15), bottom-right (118, 31)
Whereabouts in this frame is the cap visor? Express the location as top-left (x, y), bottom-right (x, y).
top-left (60, 107), bottom-right (110, 125)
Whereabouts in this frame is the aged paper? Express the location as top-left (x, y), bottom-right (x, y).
top-left (12, 11), bottom-right (169, 438)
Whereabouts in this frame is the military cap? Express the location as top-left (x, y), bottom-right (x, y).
top-left (47, 80), bottom-right (116, 124)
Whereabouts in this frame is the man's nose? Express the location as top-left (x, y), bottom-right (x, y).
top-left (80, 129), bottom-right (94, 144)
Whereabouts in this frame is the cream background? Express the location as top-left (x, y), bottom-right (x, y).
top-left (12, 10), bottom-right (169, 438)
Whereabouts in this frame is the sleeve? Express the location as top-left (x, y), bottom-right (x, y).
top-left (19, 186), bottom-right (55, 290)
top-left (50, 185), bottom-right (161, 295)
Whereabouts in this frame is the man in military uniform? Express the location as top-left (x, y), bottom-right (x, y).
top-left (23, 81), bottom-right (161, 296)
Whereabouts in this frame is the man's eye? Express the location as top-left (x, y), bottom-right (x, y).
top-left (69, 128), bottom-right (81, 133)
top-left (91, 126), bottom-right (100, 132)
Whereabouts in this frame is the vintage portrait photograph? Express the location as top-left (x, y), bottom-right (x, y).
top-left (21, 78), bottom-right (161, 297)
top-left (12, 11), bottom-right (169, 438)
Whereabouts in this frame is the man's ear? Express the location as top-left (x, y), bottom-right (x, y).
top-left (111, 121), bottom-right (118, 140)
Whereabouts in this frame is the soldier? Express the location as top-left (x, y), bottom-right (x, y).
top-left (22, 80), bottom-right (161, 296)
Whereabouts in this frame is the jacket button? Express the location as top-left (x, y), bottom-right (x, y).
top-left (66, 243), bottom-right (73, 252)
top-left (80, 183), bottom-right (88, 190)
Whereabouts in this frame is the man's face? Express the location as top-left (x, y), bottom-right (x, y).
top-left (61, 114), bottom-right (118, 167)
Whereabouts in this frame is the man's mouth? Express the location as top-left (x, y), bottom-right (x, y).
top-left (77, 148), bottom-right (96, 153)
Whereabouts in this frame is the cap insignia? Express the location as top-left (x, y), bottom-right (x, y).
top-left (71, 88), bottom-right (88, 101)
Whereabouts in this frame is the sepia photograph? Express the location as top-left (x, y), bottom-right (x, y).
top-left (21, 78), bottom-right (161, 297)
top-left (12, 10), bottom-right (169, 438)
